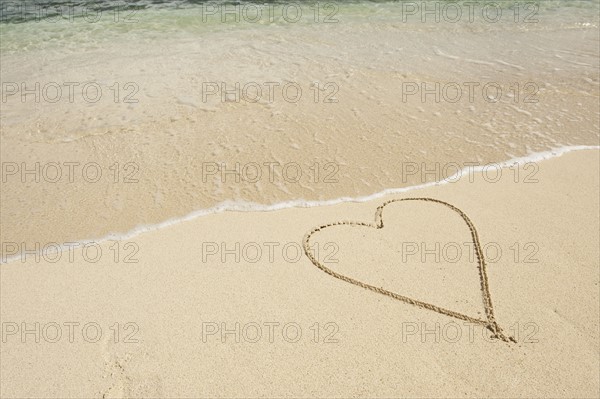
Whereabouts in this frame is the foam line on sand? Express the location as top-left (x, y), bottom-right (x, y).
top-left (2, 145), bottom-right (598, 264)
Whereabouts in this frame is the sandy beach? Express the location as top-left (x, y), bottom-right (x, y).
top-left (1, 1), bottom-right (599, 398)
top-left (1, 149), bottom-right (598, 397)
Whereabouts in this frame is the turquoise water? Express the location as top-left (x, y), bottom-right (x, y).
top-left (1, 0), bottom-right (598, 55)
top-left (2, 0), bottom-right (598, 25)
top-left (1, 0), bottom-right (599, 19)
top-left (1, 0), bottom-right (598, 256)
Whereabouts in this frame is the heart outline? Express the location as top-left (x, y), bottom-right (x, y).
top-left (302, 197), bottom-right (515, 343)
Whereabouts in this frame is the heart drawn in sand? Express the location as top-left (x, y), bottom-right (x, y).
top-left (302, 197), bottom-right (515, 343)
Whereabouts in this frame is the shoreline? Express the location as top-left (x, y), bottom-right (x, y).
top-left (2, 144), bottom-right (598, 265)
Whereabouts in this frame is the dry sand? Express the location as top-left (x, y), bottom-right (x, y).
top-left (1, 149), bottom-right (598, 398)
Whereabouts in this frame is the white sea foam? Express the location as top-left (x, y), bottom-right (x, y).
top-left (2, 145), bottom-right (599, 265)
